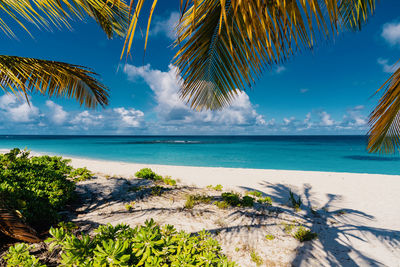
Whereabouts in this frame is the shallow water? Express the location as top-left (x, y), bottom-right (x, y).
top-left (0, 135), bottom-right (399, 175)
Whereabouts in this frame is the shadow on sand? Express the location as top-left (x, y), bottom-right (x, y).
top-left (237, 182), bottom-right (400, 266)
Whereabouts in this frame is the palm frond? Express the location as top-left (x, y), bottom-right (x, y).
top-left (0, 197), bottom-right (40, 243)
top-left (0, 0), bottom-right (129, 39)
top-left (0, 55), bottom-right (109, 108)
top-left (368, 64), bottom-right (400, 153)
top-left (119, 0), bottom-right (375, 110)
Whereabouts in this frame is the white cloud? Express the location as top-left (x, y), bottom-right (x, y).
top-left (377, 58), bottom-right (400, 73)
top-left (151, 12), bottom-right (180, 40)
top-left (124, 64), bottom-right (265, 130)
top-left (70, 110), bottom-right (104, 130)
top-left (382, 22), bottom-right (400, 46)
top-left (300, 88), bottom-right (309, 93)
top-left (46, 100), bottom-right (68, 125)
top-left (0, 94), bottom-right (39, 122)
top-left (319, 111), bottom-right (334, 126)
top-left (113, 107), bottom-right (144, 127)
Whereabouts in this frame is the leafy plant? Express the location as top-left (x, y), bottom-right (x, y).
top-left (221, 192), bottom-right (241, 207)
top-left (207, 184), bottom-right (223, 191)
top-left (69, 167), bottom-right (93, 182)
top-left (162, 176), bottom-right (177, 186)
top-left (184, 194), bottom-right (212, 209)
top-left (241, 196), bottom-right (255, 207)
top-left (250, 250), bottom-right (263, 266)
top-left (293, 226), bottom-right (318, 242)
top-left (4, 243), bottom-right (45, 267)
top-left (41, 219), bottom-right (236, 266)
top-left (282, 223), bottom-right (296, 234)
top-left (265, 234), bottom-right (275, 241)
top-left (125, 201), bottom-right (135, 211)
top-left (289, 190), bottom-right (302, 211)
top-left (135, 168), bottom-right (162, 181)
top-left (0, 148), bottom-right (75, 230)
top-left (214, 201), bottom-right (229, 209)
top-left (150, 185), bottom-right (166, 196)
top-left (257, 196), bottom-right (272, 206)
top-left (246, 191), bottom-right (262, 198)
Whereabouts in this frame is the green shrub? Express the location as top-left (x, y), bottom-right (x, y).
top-left (265, 234), bottom-right (275, 240)
top-left (135, 168), bottom-right (162, 181)
top-left (289, 190), bottom-right (302, 211)
top-left (69, 167), bottom-right (93, 182)
top-left (241, 196), bottom-right (255, 207)
top-left (0, 148), bottom-right (75, 229)
top-left (214, 201), bottom-right (229, 209)
top-left (207, 184), bottom-right (223, 191)
top-left (125, 201), bottom-right (135, 211)
top-left (184, 194), bottom-right (212, 209)
top-left (221, 192), bottom-right (241, 207)
top-left (293, 226), bottom-right (318, 242)
top-left (246, 190), bottom-right (262, 198)
top-left (257, 196), bottom-right (272, 206)
top-left (250, 250), bottom-right (263, 266)
top-left (41, 219), bottom-right (236, 266)
top-left (162, 176), bottom-right (177, 186)
top-left (4, 243), bottom-right (45, 267)
top-left (150, 185), bottom-right (166, 196)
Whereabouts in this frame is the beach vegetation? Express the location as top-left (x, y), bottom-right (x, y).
top-left (265, 234), bottom-right (275, 241)
top-left (0, 148), bottom-right (75, 233)
top-left (214, 201), bottom-right (230, 209)
top-left (37, 219), bottom-right (236, 266)
top-left (282, 223), bottom-right (296, 234)
top-left (246, 190), bottom-right (262, 198)
top-left (3, 243), bottom-right (45, 267)
top-left (241, 196), bottom-right (255, 207)
top-left (250, 250), bottom-right (263, 266)
top-left (207, 184), bottom-right (223, 191)
top-left (184, 194), bottom-right (212, 209)
top-left (289, 190), bottom-right (302, 211)
top-left (135, 168), bottom-right (162, 181)
top-left (57, 221), bottom-right (78, 233)
top-left (162, 176), bottom-right (177, 186)
top-left (69, 167), bottom-right (93, 182)
top-left (125, 201), bottom-right (135, 211)
top-left (150, 185), bottom-right (166, 196)
top-left (293, 226), bottom-right (318, 242)
top-left (257, 196), bottom-right (273, 206)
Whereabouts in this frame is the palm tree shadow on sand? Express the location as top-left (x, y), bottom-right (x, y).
top-left (241, 182), bottom-right (400, 266)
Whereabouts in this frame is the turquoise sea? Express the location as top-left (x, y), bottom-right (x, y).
top-left (0, 135), bottom-right (399, 175)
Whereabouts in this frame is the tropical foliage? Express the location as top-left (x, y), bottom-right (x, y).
top-left (4, 219), bottom-right (236, 266)
top-left (0, 148), bottom-right (87, 242)
top-left (0, 0), bottom-right (129, 108)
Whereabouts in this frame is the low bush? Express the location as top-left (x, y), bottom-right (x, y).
top-left (0, 148), bottom-right (75, 230)
top-left (257, 196), bottom-right (272, 206)
top-left (69, 167), bottom-right (93, 182)
top-left (214, 201), bottom-right (229, 209)
top-left (4, 243), bottom-right (45, 267)
top-left (184, 194), bottom-right (212, 209)
top-left (241, 196), bottom-right (255, 207)
top-left (246, 190), bottom-right (262, 198)
top-left (134, 168), bottom-right (162, 181)
top-left (16, 219), bottom-right (236, 266)
top-left (207, 184), bottom-right (223, 191)
top-left (150, 185), bottom-right (166, 196)
top-left (250, 250), bottom-right (263, 266)
top-left (293, 226), bottom-right (318, 242)
top-left (289, 190), bottom-right (302, 211)
top-left (162, 176), bottom-right (177, 186)
top-left (221, 192), bottom-right (241, 206)
top-left (265, 234), bottom-right (275, 240)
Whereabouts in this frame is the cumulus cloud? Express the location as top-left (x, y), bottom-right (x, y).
top-left (46, 100), bottom-right (68, 125)
top-left (113, 107), bottom-right (144, 127)
top-left (382, 22), bottom-right (400, 46)
top-left (151, 12), bottom-right (179, 40)
top-left (377, 58), bottom-right (400, 73)
top-left (319, 111), bottom-right (334, 126)
top-left (0, 94), bottom-right (39, 122)
top-left (124, 64), bottom-right (266, 130)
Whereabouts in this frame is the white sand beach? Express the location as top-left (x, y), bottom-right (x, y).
top-left (2, 149), bottom-right (399, 266)
top-left (65, 155), bottom-right (400, 266)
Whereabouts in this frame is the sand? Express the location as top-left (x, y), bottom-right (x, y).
top-left (2, 149), bottom-right (400, 266)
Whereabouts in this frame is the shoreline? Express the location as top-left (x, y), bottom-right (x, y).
top-left (0, 148), bottom-right (399, 176)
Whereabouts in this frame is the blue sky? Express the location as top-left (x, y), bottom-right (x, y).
top-left (1, 1), bottom-right (400, 135)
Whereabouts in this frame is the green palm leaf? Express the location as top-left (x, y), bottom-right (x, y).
top-left (368, 63), bottom-right (400, 153)
top-left (0, 0), bottom-right (129, 39)
top-left (0, 55), bottom-right (109, 108)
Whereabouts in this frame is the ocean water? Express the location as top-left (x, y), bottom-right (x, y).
top-left (0, 135), bottom-right (399, 175)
